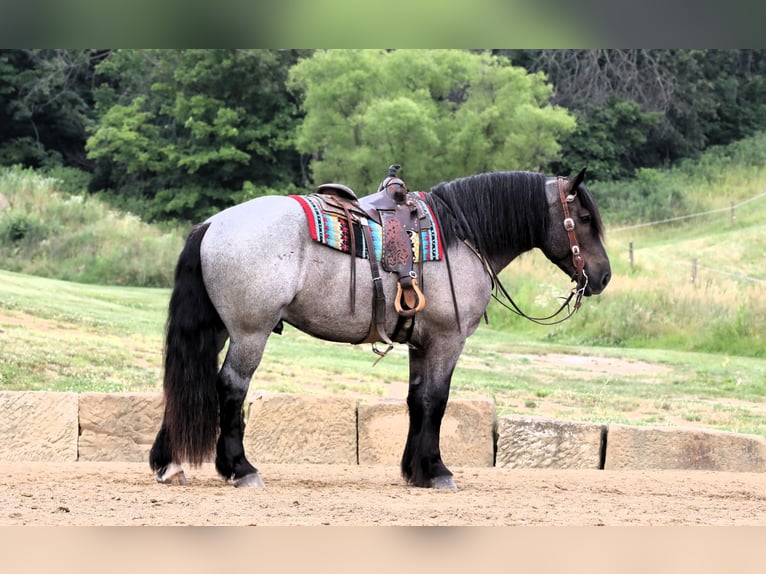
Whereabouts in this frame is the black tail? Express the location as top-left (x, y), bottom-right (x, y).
top-left (162, 222), bottom-right (223, 466)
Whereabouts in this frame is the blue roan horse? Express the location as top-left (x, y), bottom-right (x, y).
top-left (149, 168), bottom-right (611, 489)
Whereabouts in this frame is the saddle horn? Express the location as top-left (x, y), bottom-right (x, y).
top-left (379, 164), bottom-right (407, 203)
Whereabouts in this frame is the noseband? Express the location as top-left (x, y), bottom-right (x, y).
top-left (485, 176), bottom-right (589, 325)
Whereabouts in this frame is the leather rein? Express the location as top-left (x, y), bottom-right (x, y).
top-left (484, 176), bottom-right (589, 326)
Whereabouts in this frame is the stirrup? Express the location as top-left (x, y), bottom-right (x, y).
top-left (394, 277), bottom-right (426, 317)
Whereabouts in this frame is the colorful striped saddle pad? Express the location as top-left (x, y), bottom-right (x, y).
top-left (290, 193), bottom-right (443, 262)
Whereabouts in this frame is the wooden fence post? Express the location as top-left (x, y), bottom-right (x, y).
top-left (629, 242), bottom-right (634, 269)
top-left (690, 258), bottom-right (698, 284)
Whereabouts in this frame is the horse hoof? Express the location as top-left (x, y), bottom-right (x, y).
top-left (233, 472), bottom-right (265, 488)
top-left (431, 476), bottom-right (457, 490)
top-left (156, 463), bottom-right (188, 485)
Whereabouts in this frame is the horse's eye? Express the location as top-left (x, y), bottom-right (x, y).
top-left (579, 214), bottom-right (592, 225)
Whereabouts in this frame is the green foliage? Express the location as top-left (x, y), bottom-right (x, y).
top-left (0, 212), bottom-right (47, 243)
top-left (38, 165), bottom-right (93, 195)
top-left (0, 166), bottom-right (182, 287)
top-left (504, 49), bottom-right (766, 180)
top-left (679, 50), bottom-right (766, 148)
top-left (288, 50), bottom-right (575, 192)
top-left (675, 130), bottom-right (766, 184)
top-left (0, 49), bottom-right (103, 169)
top-left (554, 98), bottom-right (662, 181)
top-left (5, 49), bottom-right (766, 227)
top-left (86, 49), bottom-right (305, 222)
top-left (597, 131), bottom-right (766, 225)
top-left (596, 168), bottom-right (692, 225)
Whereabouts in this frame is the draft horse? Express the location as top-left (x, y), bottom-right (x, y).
top-left (149, 168), bottom-right (611, 489)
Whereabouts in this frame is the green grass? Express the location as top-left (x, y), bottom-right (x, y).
top-left (2, 268), bottom-right (766, 438)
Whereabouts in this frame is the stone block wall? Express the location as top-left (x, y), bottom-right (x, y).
top-left (0, 390), bottom-right (764, 473)
top-left (0, 391), bottom-right (79, 462)
top-left (243, 393), bottom-right (357, 464)
top-left (604, 424), bottom-right (766, 471)
top-left (496, 415), bottom-right (605, 469)
top-left (78, 393), bottom-right (164, 462)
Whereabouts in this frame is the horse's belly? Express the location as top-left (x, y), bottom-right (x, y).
top-left (283, 245), bottom-right (394, 343)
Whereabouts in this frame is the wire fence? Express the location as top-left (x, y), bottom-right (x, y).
top-left (609, 190), bottom-right (766, 233)
top-left (636, 250), bottom-right (765, 285)
top-left (611, 189), bottom-right (766, 285)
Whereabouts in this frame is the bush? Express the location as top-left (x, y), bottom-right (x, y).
top-left (0, 166), bottom-right (183, 287)
top-left (595, 168), bottom-right (692, 225)
top-left (594, 132), bottom-right (766, 226)
top-left (1, 212), bottom-right (48, 243)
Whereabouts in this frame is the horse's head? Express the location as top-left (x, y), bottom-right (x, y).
top-left (542, 169), bottom-right (611, 296)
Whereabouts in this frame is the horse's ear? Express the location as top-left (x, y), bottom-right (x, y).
top-left (569, 168), bottom-right (587, 192)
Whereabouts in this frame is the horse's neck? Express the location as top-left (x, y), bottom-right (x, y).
top-left (486, 247), bottom-right (530, 274)
top-left (457, 236), bottom-right (528, 275)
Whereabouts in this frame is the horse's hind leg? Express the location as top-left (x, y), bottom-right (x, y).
top-left (215, 333), bottom-right (269, 487)
top-left (401, 336), bottom-right (464, 490)
top-left (149, 423), bottom-right (188, 485)
top-left (150, 329), bottom-right (229, 486)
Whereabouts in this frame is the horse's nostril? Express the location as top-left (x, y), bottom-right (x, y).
top-left (601, 272), bottom-right (611, 289)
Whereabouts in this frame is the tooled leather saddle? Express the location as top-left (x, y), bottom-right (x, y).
top-left (311, 165), bottom-right (429, 351)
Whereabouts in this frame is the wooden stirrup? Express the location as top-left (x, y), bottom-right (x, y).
top-left (395, 278), bottom-right (426, 317)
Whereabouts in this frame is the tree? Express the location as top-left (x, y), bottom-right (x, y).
top-left (0, 49), bottom-right (105, 169)
top-left (87, 49), bottom-right (306, 221)
top-left (288, 50), bottom-right (575, 193)
top-left (501, 49), bottom-right (766, 178)
top-left (552, 98), bottom-right (662, 181)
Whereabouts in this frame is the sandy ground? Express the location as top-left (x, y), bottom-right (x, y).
top-left (1, 461), bottom-right (765, 526)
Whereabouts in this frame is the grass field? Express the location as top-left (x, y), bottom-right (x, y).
top-left (2, 268), bottom-right (765, 438)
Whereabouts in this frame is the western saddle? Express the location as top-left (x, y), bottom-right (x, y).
top-left (311, 165), bottom-right (429, 353)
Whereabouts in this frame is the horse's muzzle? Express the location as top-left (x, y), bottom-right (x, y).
top-left (583, 269), bottom-right (611, 296)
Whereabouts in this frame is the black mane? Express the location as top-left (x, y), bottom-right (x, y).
top-left (425, 171), bottom-right (550, 258)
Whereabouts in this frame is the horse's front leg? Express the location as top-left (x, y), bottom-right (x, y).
top-left (215, 337), bottom-right (266, 487)
top-left (401, 336), bottom-right (464, 489)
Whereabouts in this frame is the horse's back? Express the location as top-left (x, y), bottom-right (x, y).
top-left (204, 195), bottom-right (307, 250)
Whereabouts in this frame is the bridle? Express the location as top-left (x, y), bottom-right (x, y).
top-left (557, 175), bottom-right (587, 289)
top-left (486, 176), bottom-right (589, 326)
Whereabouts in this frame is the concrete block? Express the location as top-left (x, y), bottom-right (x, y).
top-left (604, 424), bottom-right (766, 471)
top-left (496, 415), bottom-right (605, 469)
top-left (0, 391), bottom-right (78, 462)
top-left (243, 393), bottom-right (357, 464)
top-left (78, 392), bottom-right (163, 462)
top-left (357, 398), bottom-right (496, 467)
